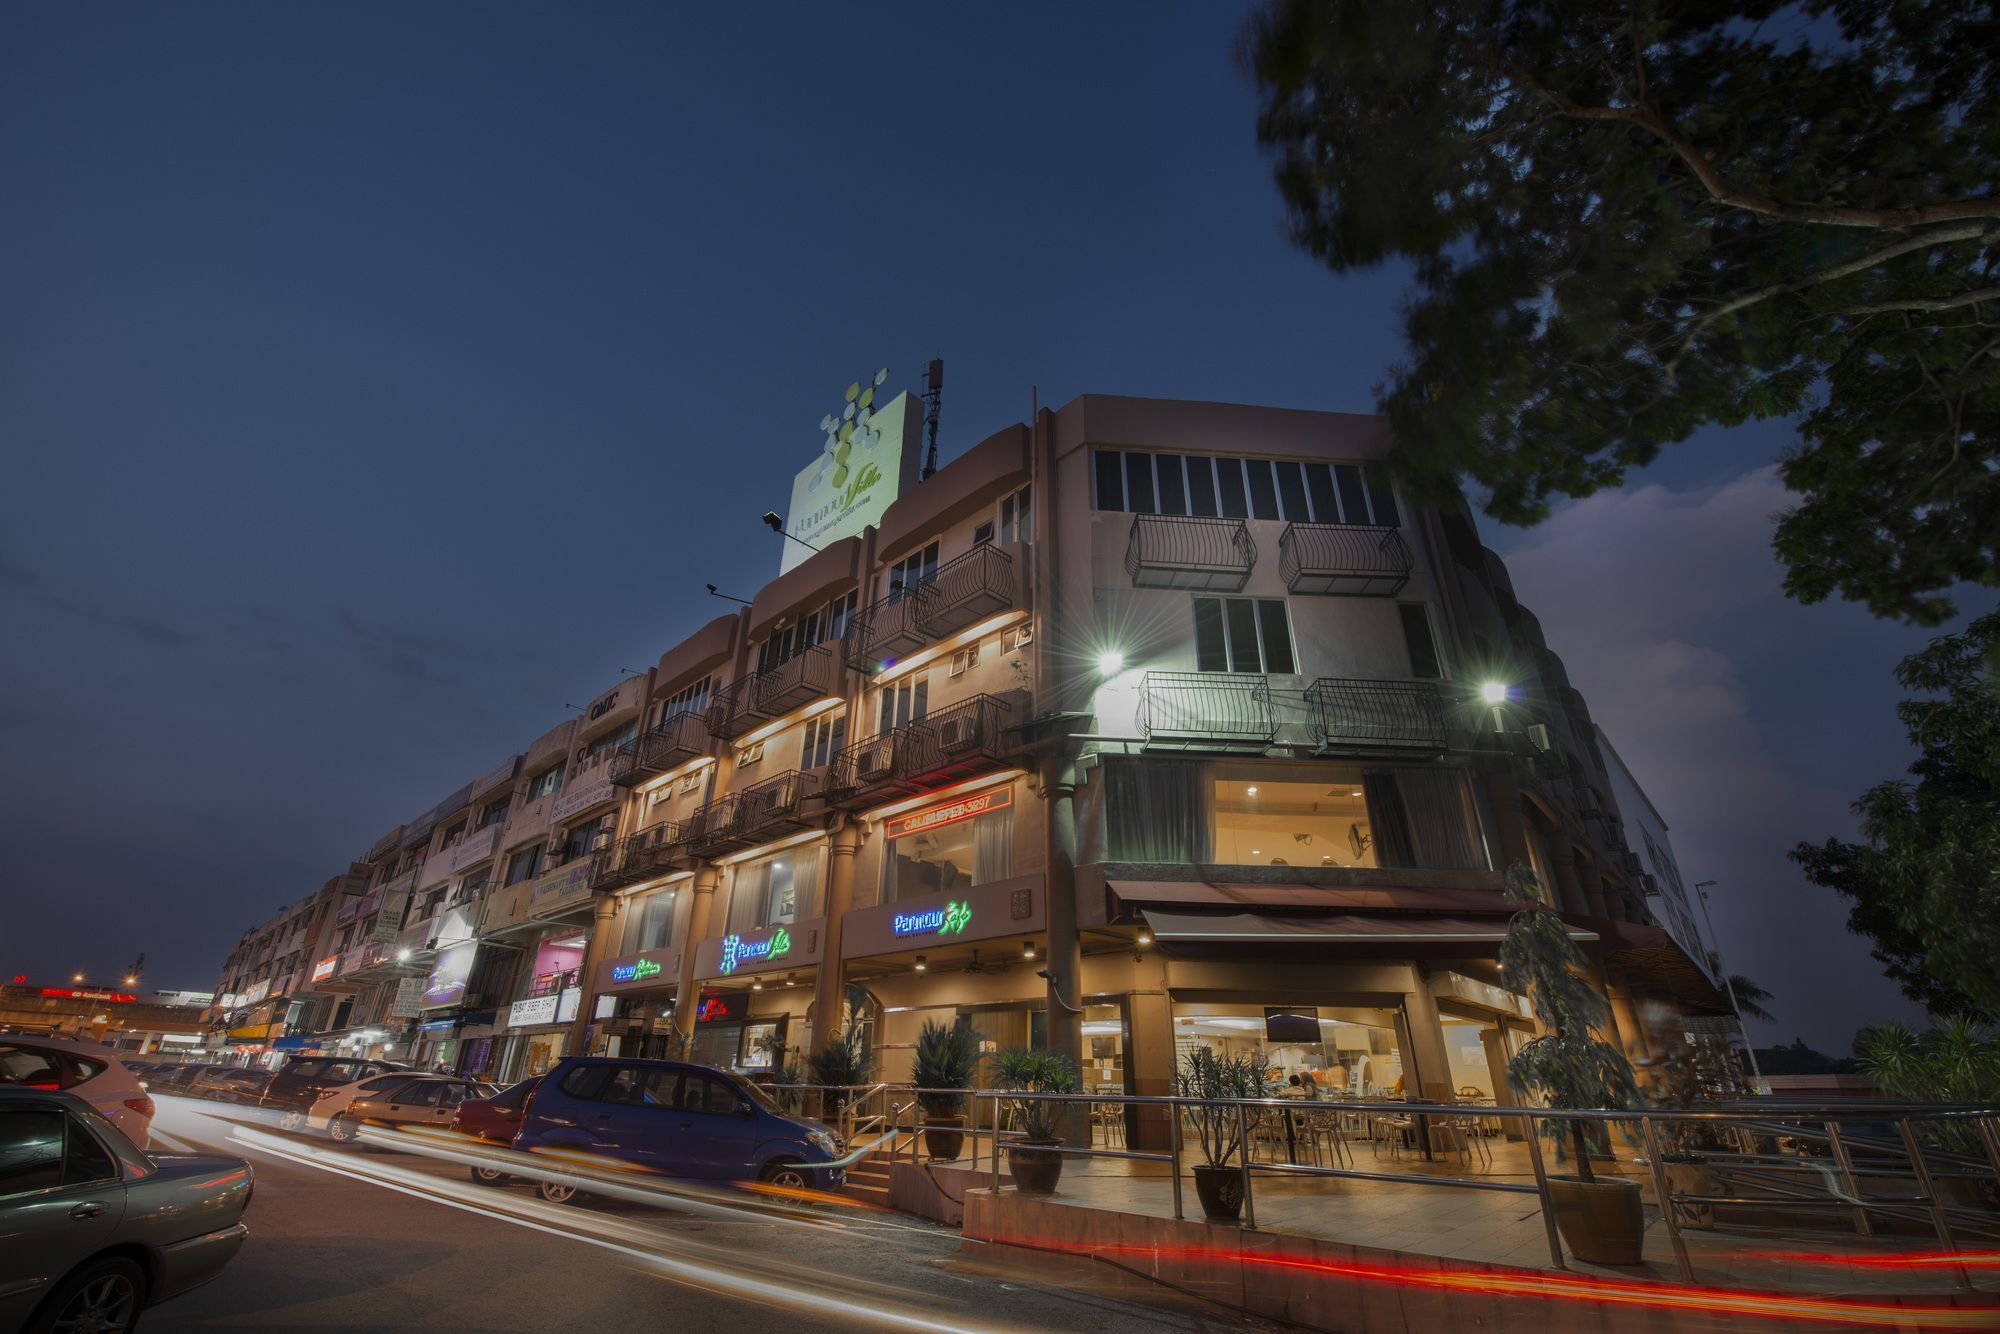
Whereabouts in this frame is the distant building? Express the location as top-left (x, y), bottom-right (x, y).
top-left (149, 989), bottom-right (214, 1009)
top-left (0, 982), bottom-right (208, 1054)
top-left (1596, 726), bottom-right (1712, 983)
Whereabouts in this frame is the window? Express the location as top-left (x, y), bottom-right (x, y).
top-left (735, 740), bottom-right (764, 766)
top-left (1365, 465), bottom-right (1400, 526)
top-left (1192, 598), bottom-right (1296, 675)
top-left (887, 542), bottom-right (940, 600)
top-left (63, 1118), bottom-right (116, 1184)
top-left (678, 1072), bottom-right (742, 1115)
top-left (1155, 455), bottom-right (1187, 515)
top-left (881, 789), bottom-right (1014, 903)
top-left (627, 888), bottom-right (678, 953)
top-left (802, 711), bottom-right (847, 769)
top-left (526, 765), bottom-right (564, 800)
top-left (396, 1083), bottom-right (446, 1108)
top-left (661, 675), bottom-right (712, 724)
top-left (949, 643), bottom-right (978, 676)
top-left (582, 721), bottom-right (638, 761)
top-left (0, 1109), bottom-right (65, 1196)
top-left (1124, 452), bottom-right (1156, 513)
top-left (1245, 458), bottom-right (1280, 520)
top-left (998, 485), bottom-right (1032, 543)
top-left (505, 845), bottom-right (544, 886)
top-left (731, 845), bottom-right (822, 931)
top-left (1398, 603), bottom-right (1442, 679)
top-left (1212, 770), bottom-right (1375, 868)
top-left (1216, 457), bottom-right (1248, 518)
top-left (973, 520), bottom-right (995, 546)
top-left (559, 1065), bottom-right (613, 1100)
top-left (438, 820), bottom-right (467, 850)
top-left (879, 675), bottom-right (928, 733)
top-left (0, 1046), bottom-right (65, 1089)
top-left (1093, 448), bottom-right (1394, 525)
top-left (1333, 465), bottom-right (1370, 525)
top-left (1185, 456), bottom-right (1219, 517)
top-left (1094, 448), bottom-right (1124, 510)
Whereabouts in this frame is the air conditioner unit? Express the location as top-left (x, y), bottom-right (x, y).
top-left (936, 714), bottom-right (980, 754)
top-left (858, 740), bottom-right (897, 781)
top-left (1524, 723), bottom-right (1554, 752)
top-left (1008, 622), bottom-right (1034, 649)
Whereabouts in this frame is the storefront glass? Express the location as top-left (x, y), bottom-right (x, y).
top-left (1171, 1002), bottom-right (1406, 1096)
top-left (625, 887), bottom-right (678, 953)
top-left (882, 794), bottom-right (1013, 903)
top-left (1081, 1003), bottom-right (1126, 1094)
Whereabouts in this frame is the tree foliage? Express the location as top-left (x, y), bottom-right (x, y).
top-left (1246, 1), bottom-right (2000, 622)
top-left (1792, 611), bottom-right (2000, 1021)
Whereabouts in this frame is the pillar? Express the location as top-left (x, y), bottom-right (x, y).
top-left (567, 893), bottom-right (621, 1055)
top-left (671, 864), bottom-right (721, 1038)
top-left (1398, 970), bottom-right (1455, 1103)
top-left (1126, 988), bottom-right (1175, 1151)
top-left (1041, 751), bottom-right (1086, 1145)
top-left (810, 819), bottom-right (862, 1056)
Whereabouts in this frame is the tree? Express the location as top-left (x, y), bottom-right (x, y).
top-left (1245, 1), bottom-right (2000, 624)
top-left (1792, 611), bottom-right (2000, 1021)
top-left (1723, 975), bottom-right (1774, 1025)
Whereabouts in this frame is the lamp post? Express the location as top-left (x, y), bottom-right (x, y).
top-left (1693, 879), bottom-right (1763, 1082)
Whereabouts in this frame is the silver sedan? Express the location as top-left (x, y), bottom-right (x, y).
top-left (0, 1087), bottom-right (252, 1334)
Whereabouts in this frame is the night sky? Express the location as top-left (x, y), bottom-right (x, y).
top-left (2, 5), bottom-right (1964, 1051)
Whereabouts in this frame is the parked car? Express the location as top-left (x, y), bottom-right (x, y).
top-left (0, 1086), bottom-right (252, 1334)
top-left (450, 1076), bottom-right (542, 1185)
top-left (143, 1063), bottom-right (214, 1097)
top-left (188, 1066), bottom-right (275, 1105)
top-left (261, 1056), bottom-right (410, 1124)
top-left (512, 1058), bottom-right (844, 1204)
top-left (0, 1037), bottom-right (155, 1148)
top-left (311, 1075), bottom-right (498, 1143)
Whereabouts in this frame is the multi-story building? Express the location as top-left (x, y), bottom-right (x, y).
top-left (207, 392), bottom-right (1727, 1105)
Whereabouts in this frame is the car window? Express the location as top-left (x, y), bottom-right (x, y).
top-left (70, 1058), bottom-right (107, 1083)
top-left (599, 1066), bottom-right (675, 1107)
top-left (679, 1073), bottom-right (742, 1116)
top-left (63, 1116), bottom-right (119, 1184)
top-left (397, 1082), bottom-right (446, 1108)
top-left (0, 1046), bottom-right (67, 1089)
top-left (361, 1075), bottom-right (407, 1093)
top-left (490, 1077), bottom-right (539, 1110)
top-left (559, 1065), bottom-right (613, 1100)
top-left (0, 1108), bottom-right (66, 1195)
top-left (287, 1059), bottom-right (330, 1079)
top-left (438, 1084), bottom-right (469, 1108)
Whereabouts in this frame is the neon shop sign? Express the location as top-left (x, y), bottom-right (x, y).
top-left (719, 928), bottom-right (791, 975)
top-left (893, 900), bottom-right (972, 939)
top-left (610, 958), bottom-right (663, 984)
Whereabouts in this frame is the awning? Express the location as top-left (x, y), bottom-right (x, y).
top-left (1110, 878), bottom-right (1508, 915)
top-left (1139, 908), bottom-right (1598, 944)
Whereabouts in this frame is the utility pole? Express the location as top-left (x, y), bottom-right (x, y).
top-left (1692, 880), bottom-right (1763, 1082)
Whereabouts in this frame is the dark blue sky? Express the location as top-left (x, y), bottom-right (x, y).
top-left (0, 4), bottom-right (1961, 1049)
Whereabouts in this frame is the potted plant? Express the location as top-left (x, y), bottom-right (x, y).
top-left (993, 1048), bottom-right (1080, 1195)
top-left (912, 1015), bottom-right (982, 1161)
top-left (807, 1026), bottom-right (870, 1125)
top-left (1175, 1047), bottom-right (1272, 1222)
top-left (754, 1031), bottom-right (808, 1114)
top-left (1498, 864), bottom-right (1645, 1265)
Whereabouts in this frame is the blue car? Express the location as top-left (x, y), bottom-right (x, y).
top-left (512, 1058), bottom-right (844, 1202)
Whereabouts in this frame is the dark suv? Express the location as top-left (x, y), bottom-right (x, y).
top-left (513, 1058), bottom-right (844, 1201)
top-left (262, 1056), bottom-right (410, 1123)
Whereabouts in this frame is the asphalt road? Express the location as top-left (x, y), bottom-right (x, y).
top-left (140, 1095), bottom-right (1249, 1334)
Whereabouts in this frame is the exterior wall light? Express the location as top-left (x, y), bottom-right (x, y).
top-left (1137, 931), bottom-right (1153, 946)
top-left (913, 956), bottom-right (927, 972)
top-left (1480, 681), bottom-right (1509, 705)
top-left (1022, 941), bottom-right (1037, 960)
top-left (1096, 650), bottom-right (1124, 676)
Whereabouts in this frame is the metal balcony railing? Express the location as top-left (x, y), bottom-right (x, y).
top-left (590, 822), bottom-right (691, 891)
top-left (706, 642), bottom-right (844, 740)
top-left (899, 693), bottom-right (1016, 793)
top-left (1278, 522), bottom-right (1413, 596)
top-left (854, 546), bottom-right (1017, 667)
top-left (1303, 678), bottom-right (1449, 753)
top-left (1136, 671), bottom-right (1278, 749)
top-left (1125, 514), bottom-right (1255, 592)
top-left (609, 711), bottom-right (710, 786)
top-left (688, 769), bottom-right (820, 856)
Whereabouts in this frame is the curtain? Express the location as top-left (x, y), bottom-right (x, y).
top-left (789, 846), bottom-right (823, 920)
top-left (1104, 759), bottom-right (1213, 863)
top-left (1365, 769), bottom-right (1484, 870)
top-left (730, 861), bottom-right (769, 932)
top-left (1363, 772), bottom-right (1415, 868)
top-left (972, 804), bottom-right (1013, 884)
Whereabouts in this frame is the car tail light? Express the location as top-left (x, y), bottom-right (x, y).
top-left (126, 1095), bottom-right (156, 1118)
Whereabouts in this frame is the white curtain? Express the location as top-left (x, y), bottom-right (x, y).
top-left (730, 861), bottom-right (770, 932)
top-left (972, 805), bottom-right (1013, 884)
top-left (789, 846), bottom-right (823, 919)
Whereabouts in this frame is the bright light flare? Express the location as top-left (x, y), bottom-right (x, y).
top-left (1479, 680), bottom-right (1509, 705)
top-left (1096, 650), bottom-right (1124, 676)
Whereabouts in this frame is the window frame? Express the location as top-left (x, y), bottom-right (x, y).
top-left (1191, 597), bottom-right (1298, 676)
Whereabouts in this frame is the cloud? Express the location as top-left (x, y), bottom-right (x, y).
top-left (0, 558), bottom-right (191, 648)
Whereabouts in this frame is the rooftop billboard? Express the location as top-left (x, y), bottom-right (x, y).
top-left (779, 370), bottom-right (921, 573)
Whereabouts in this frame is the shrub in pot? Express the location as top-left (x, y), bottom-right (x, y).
top-left (913, 1015), bottom-right (982, 1161)
top-left (1636, 1007), bottom-right (1752, 1230)
top-left (993, 1048), bottom-right (1080, 1195)
top-left (1175, 1047), bottom-right (1273, 1222)
top-left (807, 1026), bottom-right (870, 1126)
top-left (1499, 864), bottom-right (1645, 1265)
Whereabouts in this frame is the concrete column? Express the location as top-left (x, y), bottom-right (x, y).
top-left (670, 864), bottom-right (721, 1038)
top-left (1125, 986), bottom-right (1175, 1151)
top-left (810, 820), bottom-right (863, 1053)
top-left (1041, 750), bottom-right (1086, 1144)
top-left (567, 893), bottom-right (621, 1055)
top-left (1399, 971), bottom-right (1455, 1104)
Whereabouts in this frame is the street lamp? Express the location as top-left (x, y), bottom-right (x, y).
top-left (71, 972), bottom-right (84, 984)
top-left (1693, 879), bottom-right (1763, 1081)
top-left (1096, 649), bottom-right (1125, 676)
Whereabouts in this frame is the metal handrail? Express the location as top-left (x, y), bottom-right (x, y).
top-left (1277, 521), bottom-right (1413, 596)
top-left (1124, 514), bottom-right (1256, 590)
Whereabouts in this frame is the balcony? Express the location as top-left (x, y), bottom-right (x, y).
top-left (1303, 678), bottom-right (1448, 754)
top-left (1125, 515), bottom-right (1255, 592)
top-left (590, 822), bottom-right (691, 891)
top-left (823, 730), bottom-right (906, 808)
top-left (609, 711), bottom-right (711, 786)
top-left (824, 693), bottom-right (1018, 807)
top-left (1278, 523), bottom-right (1413, 597)
top-left (1135, 672), bottom-right (1278, 750)
top-left (853, 546), bottom-right (1017, 667)
top-left (687, 769), bottom-right (820, 856)
top-left (706, 642), bottom-right (843, 740)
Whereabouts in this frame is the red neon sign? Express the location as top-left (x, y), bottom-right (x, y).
top-left (39, 988), bottom-right (137, 1003)
top-left (885, 787), bottom-right (1012, 841)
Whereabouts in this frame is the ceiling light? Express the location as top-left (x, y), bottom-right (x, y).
top-left (1350, 790), bottom-right (1362, 797)
top-left (914, 956), bottom-right (927, 972)
top-left (1137, 931), bottom-right (1152, 946)
top-left (1246, 786), bottom-right (1258, 796)
top-left (1022, 941), bottom-right (1036, 960)
top-left (751, 980), bottom-right (763, 991)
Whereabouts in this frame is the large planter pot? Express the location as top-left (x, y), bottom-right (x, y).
top-left (923, 1114), bottom-right (967, 1162)
top-left (1191, 1163), bottom-right (1245, 1222)
top-left (1663, 1160), bottom-right (1718, 1230)
top-left (1546, 1174), bottom-right (1646, 1265)
top-left (1008, 1140), bottom-right (1064, 1196)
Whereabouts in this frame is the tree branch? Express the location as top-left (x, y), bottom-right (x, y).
top-left (1493, 58), bottom-right (2000, 229)
top-left (1840, 287), bottom-right (2000, 317)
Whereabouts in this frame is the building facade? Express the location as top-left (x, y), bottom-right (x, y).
top-left (206, 393), bottom-right (1726, 1107)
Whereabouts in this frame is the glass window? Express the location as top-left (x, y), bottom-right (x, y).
top-left (1185, 456), bottom-right (1219, 517)
top-left (1304, 463), bottom-right (1339, 523)
top-left (397, 1082), bottom-right (446, 1108)
top-left (1094, 449), bottom-right (1125, 511)
top-left (1155, 455), bottom-right (1188, 515)
top-left (1123, 452), bottom-right (1156, 515)
top-left (882, 792), bottom-right (1014, 903)
top-left (1399, 604), bottom-right (1442, 679)
top-left (1192, 599), bottom-right (1228, 673)
top-left (1334, 464), bottom-right (1371, 524)
top-left (505, 846), bottom-right (543, 886)
top-left (629, 888), bottom-right (678, 953)
top-left (1224, 599), bottom-right (1261, 673)
top-left (528, 765), bottom-right (564, 799)
top-left (803, 711), bottom-right (847, 769)
top-left (879, 675), bottom-right (928, 733)
top-left (1215, 458), bottom-right (1248, 518)
top-left (1172, 1002), bottom-right (1406, 1098)
top-left (0, 1108), bottom-right (65, 1196)
top-left (1273, 461), bottom-right (1309, 520)
top-left (1192, 598), bottom-right (1294, 675)
top-left (559, 1064), bottom-right (614, 1100)
top-left (62, 1119), bottom-right (117, 1184)
top-left (600, 1066), bottom-right (674, 1106)
top-left (679, 1072), bottom-right (742, 1115)
top-left (1245, 459), bottom-right (1280, 520)
top-left (888, 543), bottom-right (940, 600)
top-left (0, 1046), bottom-right (64, 1088)
top-left (1364, 465), bottom-right (1401, 527)
top-left (1364, 769), bottom-right (1490, 870)
top-left (998, 485), bottom-right (1032, 543)
top-left (732, 846), bottom-right (822, 931)
top-left (1211, 770), bottom-right (1375, 868)
top-left (1256, 601), bottom-right (1296, 675)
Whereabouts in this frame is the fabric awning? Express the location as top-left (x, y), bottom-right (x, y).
top-left (1139, 908), bottom-right (1597, 944)
top-left (1109, 878), bottom-right (1508, 914)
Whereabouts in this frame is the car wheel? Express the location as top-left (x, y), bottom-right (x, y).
top-left (278, 1110), bottom-right (308, 1133)
top-left (29, 1255), bottom-right (144, 1334)
top-left (536, 1180), bottom-right (580, 1205)
top-left (327, 1114), bottom-right (360, 1144)
top-left (470, 1165), bottom-right (510, 1186)
top-left (760, 1160), bottom-right (811, 1190)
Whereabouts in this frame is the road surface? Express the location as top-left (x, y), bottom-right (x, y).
top-left (141, 1094), bottom-right (1245, 1333)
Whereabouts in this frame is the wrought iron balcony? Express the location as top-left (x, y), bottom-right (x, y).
top-left (823, 729), bottom-right (906, 807)
top-left (609, 711), bottom-right (710, 786)
top-left (687, 769), bottom-right (820, 856)
top-left (822, 693), bottom-right (1020, 808)
top-left (1303, 678), bottom-right (1448, 754)
top-left (853, 546), bottom-right (1016, 667)
top-left (1278, 523), bottom-right (1413, 597)
top-left (590, 822), bottom-right (691, 891)
top-left (1135, 671), bottom-right (1277, 750)
top-left (1125, 515), bottom-right (1255, 592)
top-left (705, 643), bottom-right (844, 740)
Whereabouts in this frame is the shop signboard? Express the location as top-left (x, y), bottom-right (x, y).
top-left (389, 977), bottom-right (425, 1019)
top-left (602, 949), bottom-right (679, 992)
top-left (508, 987), bottom-right (582, 1029)
top-left (551, 774), bottom-right (615, 823)
top-left (690, 990), bottom-right (743, 1025)
top-left (310, 956), bottom-right (338, 983)
top-left (693, 918), bottom-right (823, 979)
top-left (529, 861), bottom-right (592, 912)
top-left (778, 373), bottom-right (921, 575)
top-left (241, 978), bottom-right (271, 1005)
top-left (447, 826), bottom-right (501, 873)
top-left (39, 988), bottom-right (137, 1004)
top-left (884, 787), bottom-right (1012, 841)
top-left (842, 874), bottom-right (1043, 958)
top-left (372, 891), bottom-right (408, 943)
top-left (422, 942), bottom-right (477, 1008)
